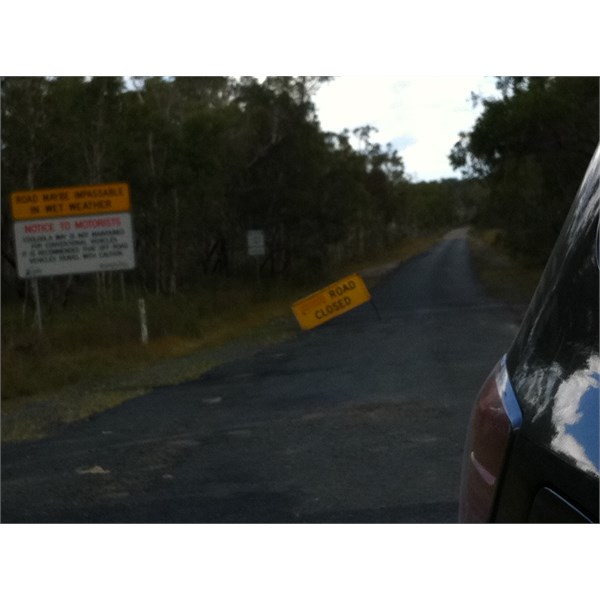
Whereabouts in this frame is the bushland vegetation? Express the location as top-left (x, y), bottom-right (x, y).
top-left (2, 76), bottom-right (466, 305)
top-left (450, 76), bottom-right (599, 265)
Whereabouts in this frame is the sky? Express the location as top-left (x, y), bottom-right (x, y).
top-left (312, 76), bottom-right (500, 182)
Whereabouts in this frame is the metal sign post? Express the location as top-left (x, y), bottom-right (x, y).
top-left (32, 278), bottom-right (43, 332)
top-left (247, 229), bottom-right (265, 287)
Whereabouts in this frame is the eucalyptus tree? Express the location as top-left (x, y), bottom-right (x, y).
top-left (1, 77), bottom-right (56, 303)
top-left (0, 77), bottom-right (126, 307)
top-left (175, 77), bottom-right (242, 280)
top-left (231, 77), bottom-right (359, 277)
top-left (119, 76), bottom-right (190, 294)
top-left (53, 76), bottom-right (126, 302)
top-left (122, 76), bottom-right (243, 292)
top-left (450, 76), bottom-right (599, 262)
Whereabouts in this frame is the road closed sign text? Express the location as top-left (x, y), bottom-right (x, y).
top-left (292, 273), bottom-right (371, 330)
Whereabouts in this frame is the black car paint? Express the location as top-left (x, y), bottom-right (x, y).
top-left (495, 144), bottom-right (600, 522)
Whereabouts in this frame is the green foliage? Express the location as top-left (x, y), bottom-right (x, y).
top-left (450, 76), bottom-right (599, 263)
top-left (3, 75), bottom-right (481, 312)
top-left (400, 178), bottom-right (485, 232)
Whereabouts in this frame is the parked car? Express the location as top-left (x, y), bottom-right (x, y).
top-left (459, 143), bottom-right (600, 523)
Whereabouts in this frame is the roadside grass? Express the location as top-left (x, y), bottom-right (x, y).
top-left (1, 231), bottom-right (444, 442)
top-left (0, 389), bottom-right (150, 442)
top-left (468, 228), bottom-right (543, 308)
top-left (1, 286), bottom-right (302, 400)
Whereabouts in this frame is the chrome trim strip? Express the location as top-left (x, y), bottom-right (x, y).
top-left (497, 355), bottom-right (524, 429)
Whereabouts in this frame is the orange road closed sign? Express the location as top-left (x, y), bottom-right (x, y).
top-left (292, 273), bottom-right (371, 330)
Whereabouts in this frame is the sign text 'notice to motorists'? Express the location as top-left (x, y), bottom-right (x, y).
top-left (291, 273), bottom-right (371, 330)
top-left (14, 213), bottom-right (135, 279)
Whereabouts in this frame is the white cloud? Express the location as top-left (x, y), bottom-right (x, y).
top-left (550, 356), bottom-right (600, 476)
top-left (313, 77), bottom-right (499, 181)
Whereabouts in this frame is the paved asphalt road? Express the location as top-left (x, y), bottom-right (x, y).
top-left (1, 229), bottom-right (522, 523)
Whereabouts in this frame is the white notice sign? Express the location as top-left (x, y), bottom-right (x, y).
top-left (14, 212), bottom-right (135, 278)
top-left (247, 229), bottom-right (265, 257)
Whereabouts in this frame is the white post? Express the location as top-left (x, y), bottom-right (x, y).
top-left (138, 298), bottom-right (149, 344)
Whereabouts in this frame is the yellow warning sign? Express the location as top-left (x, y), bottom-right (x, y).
top-left (10, 183), bottom-right (130, 221)
top-left (292, 273), bottom-right (371, 330)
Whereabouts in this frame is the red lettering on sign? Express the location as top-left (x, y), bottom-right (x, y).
top-left (24, 223), bottom-right (54, 233)
top-left (74, 217), bottom-right (122, 229)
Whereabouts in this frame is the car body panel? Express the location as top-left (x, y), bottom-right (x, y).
top-left (460, 143), bottom-right (600, 523)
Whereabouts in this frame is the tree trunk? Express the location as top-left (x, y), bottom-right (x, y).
top-left (169, 189), bottom-right (179, 295)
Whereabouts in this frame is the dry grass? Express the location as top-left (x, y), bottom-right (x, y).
top-left (1, 388), bottom-right (150, 442)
